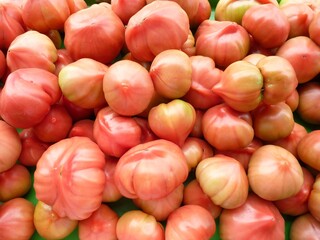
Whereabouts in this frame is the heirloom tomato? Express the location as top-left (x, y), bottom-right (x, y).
top-left (290, 214), bottom-right (320, 240)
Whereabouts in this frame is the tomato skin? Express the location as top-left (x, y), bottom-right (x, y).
top-left (68, 119), bottom-right (95, 141)
top-left (0, 50), bottom-right (6, 79)
top-left (18, 128), bottom-right (50, 167)
top-left (103, 59), bottom-right (155, 116)
top-left (189, 0), bottom-right (212, 29)
top-left (183, 179), bottom-right (222, 219)
top-left (116, 210), bottom-right (165, 240)
top-left (54, 49), bottom-right (74, 76)
top-left (276, 36), bottom-right (320, 84)
top-left (196, 155), bottom-right (249, 209)
top-left (242, 3), bottom-right (290, 49)
top-left (34, 201), bottom-right (78, 240)
top-left (195, 20), bottom-right (250, 68)
top-left (61, 95), bottom-right (95, 122)
top-left (0, 120), bottom-right (21, 172)
top-left (93, 106), bottom-right (142, 157)
top-left (111, 0), bottom-right (146, 25)
top-left (148, 99), bottom-right (196, 147)
top-left (248, 144), bottom-right (304, 201)
top-left (274, 167), bottom-right (314, 216)
top-left (102, 156), bottom-right (122, 203)
top-left (0, 68), bottom-right (61, 129)
top-left (219, 193), bottom-right (285, 240)
top-left (297, 130), bottom-right (320, 171)
top-left (308, 174), bottom-right (320, 222)
top-left (202, 103), bottom-right (254, 151)
top-left (125, 1), bottom-right (190, 62)
top-left (0, 2), bottom-right (26, 50)
top-left (165, 205), bottom-right (216, 240)
top-left (64, 3), bottom-right (125, 64)
top-left (297, 81), bottom-right (320, 124)
top-left (0, 198), bottom-right (35, 240)
top-left (114, 139), bottom-right (189, 200)
top-left (6, 30), bottom-right (58, 73)
top-left (79, 203), bottom-right (118, 240)
top-left (34, 136), bottom-right (106, 220)
top-left (66, 0), bottom-right (87, 13)
top-left (309, 11), bottom-right (320, 46)
top-left (59, 58), bottom-right (108, 109)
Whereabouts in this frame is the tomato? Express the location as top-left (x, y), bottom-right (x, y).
top-left (114, 139), bottom-right (189, 200)
top-left (111, 0), bottom-right (145, 25)
top-left (93, 106), bottom-right (142, 157)
top-left (252, 102), bottom-right (295, 142)
top-left (219, 193), bottom-right (285, 240)
top-left (116, 210), bottom-right (164, 240)
top-left (133, 184), bottom-right (184, 222)
top-left (195, 20), bottom-right (250, 68)
top-left (248, 144), bottom-right (304, 201)
top-left (274, 167), bottom-right (314, 216)
top-left (0, 2), bottom-right (26, 50)
top-left (276, 36), bottom-right (320, 84)
top-left (66, 0), bottom-right (87, 13)
top-left (103, 59), bottom-right (155, 116)
top-left (297, 130), bottom-right (320, 171)
top-left (183, 179), bottom-right (222, 219)
top-left (242, 3), bottom-right (290, 49)
top-left (148, 99), bottom-right (196, 147)
top-left (0, 198), bottom-right (35, 240)
top-left (79, 203), bottom-right (118, 240)
top-left (32, 104), bottom-right (73, 143)
top-left (290, 213), bottom-right (320, 240)
top-left (22, 0), bottom-right (71, 33)
top-left (165, 205), bottom-right (216, 240)
top-left (308, 174), bottom-right (320, 222)
top-left (309, 11), bottom-right (320, 46)
top-left (182, 55), bottom-right (223, 110)
top-left (0, 68), bottom-right (61, 129)
top-left (297, 81), bottom-right (320, 124)
top-left (33, 201), bottom-right (78, 240)
top-left (0, 120), bottom-right (21, 172)
top-left (202, 103), bottom-right (254, 151)
top-left (0, 50), bottom-right (6, 79)
top-left (181, 30), bottom-right (196, 57)
top-left (211, 60), bottom-right (263, 112)
top-left (64, 3), bottom-right (125, 64)
top-left (59, 58), bottom-right (108, 109)
top-left (102, 156), bottom-right (122, 203)
top-left (196, 154), bottom-right (249, 209)
top-left (68, 119), bottom-right (95, 141)
top-left (125, 1), bottom-right (190, 62)
top-left (149, 49), bottom-right (192, 99)
top-left (34, 136), bottom-right (106, 220)
top-left (189, 0), bottom-right (212, 29)
top-left (281, 3), bottom-right (314, 38)
top-left (6, 30), bottom-right (58, 73)
top-left (18, 128), bottom-right (50, 167)
top-left (54, 49), bottom-right (74, 76)
top-left (61, 95), bottom-right (95, 122)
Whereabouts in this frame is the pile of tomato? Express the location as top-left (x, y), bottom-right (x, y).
top-left (1, 0), bottom-right (320, 239)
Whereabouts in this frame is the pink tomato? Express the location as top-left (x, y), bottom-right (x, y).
top-left (102, 156), bottom-right (122, 203)
top-left (68, 119), bottom-right (95, 142)
top-left (0, 50), bottom-right (6, 79)
top-left (290, 213), bottom-right (320, 240)
top-left (34, 137), bottom-right (106, 220)
top-left (111, 0), bottom-right (146, 25)
top-left (297, 130), bottom-right (320, 171)
top-left (114, 139), bottom-right (189, 200)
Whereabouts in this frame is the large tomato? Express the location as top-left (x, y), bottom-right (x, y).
top-left (34, 136), bottom-right (106, 220)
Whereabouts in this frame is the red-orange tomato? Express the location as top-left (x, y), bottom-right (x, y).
top-left (64, 3), bottom-right (125, 64)
top-left (297, 130), bottom-right (320, 171)
top-left (0, 68), bottom-right (61, 129)
top-left (114, 139), bottom-right (189, 200)
top-left (0, 198), bottom-right (35, 240)
top-left (242, 3), bottom-right (290, 49)
top-left (0, 120), bottom-right (22, 172)
top-left (102, 156), bottom-right (122, 203)
top-left (61, 95), bottom-right (95, 122)
top-left (32, 104), bottom-right (73, 143)
top-left (125, 1), bottom-right (190, 62)
top-left (78, 204), bottom-right (118, 240)
top-left (93, 106), bottom-right (142, 157)
top-left (0, 50), bottom-right (6, 79)
top-left (165, 205), bottom-right (216, 240)
top-left (0, 164), bottom-right (31, 202)
top-left (290, 213), bottom-right (320, 240)
top-left (34, 136), bottom-right (106, 220)
top-left (54, 49), bottom-right (74, 76)
top-left (33, 201), bottom-right (78, 240)
top-left (0, 2), bottom-right (26, 50)
top-left (111, 0), bottom-right (146, 25)
top-left (68, 119), bottom-right (95, 142)
top-left (18, 128), bottom-right (50, 167)
top-left (309, 11), bottom-right (320, 46)
top-left (220, 193), bottom-right (285, 240)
